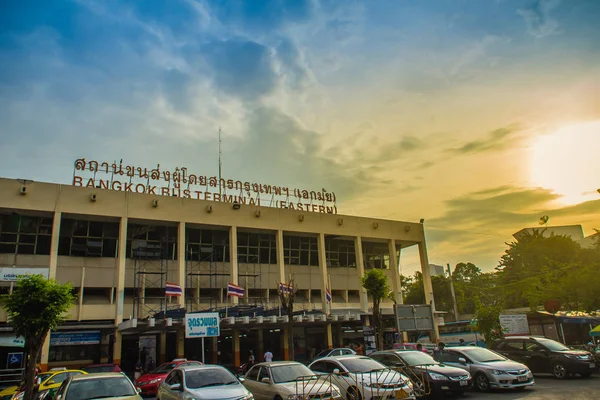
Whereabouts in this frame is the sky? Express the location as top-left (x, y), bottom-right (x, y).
top-left (1, 0), bottom-right (599, 274)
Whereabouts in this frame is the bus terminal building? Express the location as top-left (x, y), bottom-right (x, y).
top-left (0, 165), bottom-right (436, 372)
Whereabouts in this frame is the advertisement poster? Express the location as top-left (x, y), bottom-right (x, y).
top-left (362, 326), bottom-right (376, 355)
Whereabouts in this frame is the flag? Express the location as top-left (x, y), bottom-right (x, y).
top-left (325, 287), bottom-right (332, 303)
top-left (279, 282), bottom-right (293, 294)
top-left (227, 283), bottom-right (245, 298)
top-left (165, 282), bottom-right (182, 297)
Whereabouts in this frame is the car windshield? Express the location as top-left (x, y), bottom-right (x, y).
top-left (461, 348), bottom-right (506, 363)
top-left (151, 363), bottom-right (178, 374)
top-left (271, 364), bottom-right (315, 383)
top-left (339, 358), bottom-right (386, 373)
top-left (185, 368), bottom-right (239, 389)
top-left (315, 350), bottom-right (330, 358)
top-left (538, 339), bottom-right (570, 352)
top-left (397, 352), bottom-right (438, 366)
top-left (66, 377), bottom-right (136, 400)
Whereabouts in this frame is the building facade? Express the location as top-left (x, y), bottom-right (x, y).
top-left (0, 177), bottom-right (436, 371)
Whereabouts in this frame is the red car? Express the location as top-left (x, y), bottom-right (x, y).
top-left (134, 359), bottom-right (201, 396)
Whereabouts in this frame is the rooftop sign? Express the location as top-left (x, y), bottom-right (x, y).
top-left (73, 158), bottom-right (338, 214)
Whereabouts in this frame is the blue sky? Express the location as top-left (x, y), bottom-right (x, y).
top-left (1, 0), bottom-right (599, 272)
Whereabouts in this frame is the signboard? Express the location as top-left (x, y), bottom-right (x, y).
top-left (0, 267), bottom-right (49, 282)
top-left (50, 331), bottom-right (101, 346)
top-left (0, 336), bottom-right (25, 348)
top-left (73, 158), bottom-right (339, 214)
top-left (362, 326), bottom-right (376, 355)
top-left (7, 353), bottom-right (23, 369)
top-left (499, 314), bottom-right (530, 336)
top-left (395, 304), bottom-right (435, 332)
top-left (185, 313), bottom-right (220, 338)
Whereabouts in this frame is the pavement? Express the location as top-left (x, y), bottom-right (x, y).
top-left (146, 374), bottom-right (598, 400)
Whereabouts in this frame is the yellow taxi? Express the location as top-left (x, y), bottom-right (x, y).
top-left (9, 368), bottom-right (87, 399)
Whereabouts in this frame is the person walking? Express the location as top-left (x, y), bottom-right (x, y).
top-left (264, 350), bottom-right (273, 362)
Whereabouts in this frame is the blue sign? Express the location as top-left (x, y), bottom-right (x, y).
top-left (185, 313), bottom-right (220, 338)
top-left (7, 353), bottom-right (23, 368)
top-left (50, 331), bottom-right (101, 346)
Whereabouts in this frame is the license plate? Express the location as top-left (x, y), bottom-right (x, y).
top-left (460, 380), bottom-right (468, 386)
top-left (590, 363), bottom-right (595, 368)
top-left (517, 376), bottom-right (527, 382)
top-left (394, 389), bottom-right (410, 399)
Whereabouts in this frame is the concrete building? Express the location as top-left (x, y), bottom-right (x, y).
top-left (513, 225), bottom-right (599, 249)
top-left (428, 264), bottom-right (445, 277)
top-left (0, 174), bottom-right (437, 372)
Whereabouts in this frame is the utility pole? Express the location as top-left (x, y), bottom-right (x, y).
top-left (447, 264), bottom-right (459, 322)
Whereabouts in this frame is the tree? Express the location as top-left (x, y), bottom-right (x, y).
top-left (472, 298), bottom-right (504, 346)
top-left (1, 275), bottom-right (75, 400)
top-left (361, 269), bottom-right (391, 350)
top-left (277, 277), bottom-right (297, 361)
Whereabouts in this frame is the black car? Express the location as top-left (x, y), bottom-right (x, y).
top-left (490, 336), bottom-right (596, 379)
top-left (370, 350), bottom-right (471, 397)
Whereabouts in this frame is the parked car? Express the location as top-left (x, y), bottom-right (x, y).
top-left (242, 361), bottom-right (341, 400)
top-left (312, 348), bottom-right (356, 361)
top-left (158, 364), bottom-right (252, 400)
top-left (134, 359), bottom-right (201, 396)
top-left (392, 343), bottom-right (434, 354)
top-left (436, 346), bottom-right (534, 392)
top-left (370, 350), bottom-right (471, 397)
top-left (308, 355), bottom-right (416, 400)
top-left (490, 336), bottom-right (596, 379)
top-left (11, 369), bottom-right (87, 400)
top-left (82, 364), bottom-right (122, 374)
top-left (53, 372), bottom-right (142, 400)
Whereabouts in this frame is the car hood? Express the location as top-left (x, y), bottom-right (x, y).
top-left (561, 350), bottom-right (591, 357)
top-left (412, 364), bottom-right (468, 377)
top-left (135, 373), bottom-right (167, 383)
top-left (187, 385), bottom-right (249, 400)
top-left (477, 361), bottom-right (528, 371)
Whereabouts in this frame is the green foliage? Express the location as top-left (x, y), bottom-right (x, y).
top-left (361, 269), bottom-right (391, 350)
top-left (1, 275), bottom-right (75, 400)
top-left (472, 298), bottom-right (505, 346)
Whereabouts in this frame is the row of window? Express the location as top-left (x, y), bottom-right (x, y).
top-left (1, 215), bottom-right (395, 268)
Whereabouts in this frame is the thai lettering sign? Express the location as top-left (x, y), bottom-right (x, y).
top-left (0, 267), bottom-right (49, 282)
top-left (185, 312), bottom-right (220, 338)
top-left (50, 331), bottom-right (101, 346)
top-left (499, 314), bottom-right (529, 336)
top-left (73, 159), bottom-right (338, 214)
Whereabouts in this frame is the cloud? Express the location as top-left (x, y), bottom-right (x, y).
top-left (448, 125), bottom-right (520, 154)
top-left (517, 0), bottom-right (561, 38)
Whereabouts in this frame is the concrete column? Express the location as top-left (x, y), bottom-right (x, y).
top-left (41, 211), bottom-right (62, 371)
top-left (177, 221), bottom-right (186, 307)
top-left (325, 325), bottom-right (333, 349)
top-left (159, 332), bottom-right (167, 364)
top-left (257, 329), bottom-right (264, 361)
top-left (276, 230), bottom-right (286, 283)
top-left (388, 239), bottom-right (402, 304)
top-left (113, 331), bottom-right (122, 366)
top-left (112, 216), bottom-right (128, 364)
top-left (176, 328), bottom-right (185, 358)
top-left (77, 267), bottom-right (86, 321)
top-left (229, 226), bottom-right (238, 305)
top-left (282, 326), bottom-right (290, 360)
top-left (354, 236), bottom-right (368, 313)
top-left (317, 233), bottom-right (329, 313)
top-left (212, 337), bottom-right (218, 363)
top-left (418, 239), bottom-right (440, 342)
top-left (336, 325), bottom-right (343, 347)
top-left (233, 329), bottom-right (240, 367)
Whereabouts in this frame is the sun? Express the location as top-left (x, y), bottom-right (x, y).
top-left (530, 121), bottom-right (600, 205)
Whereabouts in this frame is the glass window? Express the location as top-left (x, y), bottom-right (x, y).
top-left (246, 366), bottom-right (260, 381)
top-left (270, 364), bottom-right (315, 383)
top-left (0, 214), bottom-right (53, 255)
top-left (66, 376), bottom-right (136, 400)
top-left (499, 340), bottom-right (524, 351)
top-left (258, 367), bottom-right (270, 382)
top-left (185, 368), bottom-right (238, 389)
top-left (439, 351), bottom-right (464, 363)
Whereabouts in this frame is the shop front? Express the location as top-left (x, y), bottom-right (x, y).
top-left (48, 330), bottom-right (104, 369)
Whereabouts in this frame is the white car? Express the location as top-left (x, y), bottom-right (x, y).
top-left (242, 361), bottom-right (342, 400)
top-left (308, 356), bottom-right (416, 400)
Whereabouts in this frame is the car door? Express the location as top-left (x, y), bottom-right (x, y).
top-left (161, 370), bottom-right (182, 400)
top-left (242, 365), bottom-right (262, 399)
top-left (524, 340), bottom-right (550, 373)
top-left (438, 350), bottom-right (470, 372)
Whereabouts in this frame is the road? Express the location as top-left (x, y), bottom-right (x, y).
top-left (146, 374), bottom-right (598, 400)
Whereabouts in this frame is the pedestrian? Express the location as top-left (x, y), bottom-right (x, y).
top-left (459, 339), bottom-right (465, 346)
top-left (140, 347), bottom-right (148, 370)
top-left (134, 360), bottom-right (143, 380)
top-left (264, 350), bottom-right (273, 362)
top-left (147, 357), bottom-right (155, 372)
top-left (416, 343), bottom-right (427, 353)
top-left (249, 350), bottom-right (255, 364)
top-left (433, 342), bottom-right (445, 361)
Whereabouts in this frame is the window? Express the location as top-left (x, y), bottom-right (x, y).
top-left (283, 235), bottom-right (319, 266)
top-left (186, 228), bottom-right (229, 262)
top-left (127, 224), bottom-right (177, 260)
top-left (326, 238), bottom-right (356, 267)
top-left (525, 342), bottom-right (543, 352)
top-left (0, 214), bottom-right (53, 255)
top-left (58, 218), bottom-right (119, 258)
top-left (237, 232), bottom-right (276, 264)
top-left (438, 351), bottom-right (465, 364)
top-left (502, 340), bottom-right (525, 351)
top-left (310, 361), bottom-right (337, 374)
top-left (246, 366), bottom-right (260, 381)
top-left (363, 242), bottom-right (390, 269)
top-left (258, 367), bottom-right (270, 382)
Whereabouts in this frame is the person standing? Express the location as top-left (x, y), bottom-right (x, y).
top-left (249, 350), bottom-right (255, 364)
top-left (458, 339), bottom-right (465, 346)
top-left (140, 347), bottom-right (148, 370)
top-left (433, 342), bottom-right (445, 361)
top-left (264, 350), bottom-right (273, 362)
top-left (134, 360), bottom-right (143, 380)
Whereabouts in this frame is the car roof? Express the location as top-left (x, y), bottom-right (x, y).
top-left (316, 355), bottom-right (371, 361)
top-left (446, 346), bottom-right (481, 351)
top-left (253, 361), bottom-right (303, 368)
top-left (177, 364), bottom-right (229, 371)
top-left (71, 372), bottom-right (126, 381)
top-left (372, 350), bottom-right (423, 355)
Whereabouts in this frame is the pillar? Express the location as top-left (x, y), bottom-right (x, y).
top-left (41, 211), bottom-right (62, 371)
top-left (318, 233), bottom-right (333, 349)
top-left (257, 328), bottom-right (264, 361)
top-left (229, 226), bottom-right (239, 305)
top-left (113, 216), bottom-right (128, 365)
top-left (276, 230), bottom-right (286, 283)
top-left (354, 236), bottom-right (368, 313)
top-left (336, 325), bottom-right (343, 347)
top-left (388, 239), bottom-right (402, 304)
top-left (211, 337), bottom-right (218, 363)
top-left (176, 328), bottom-right (185, 358)
top-left (282, 326), bottom-right (290, 360)
top-left (159, 332), bottom-right (167, 364)
top-left (233, 329), bottom-right (240, 367)
top-left (418, 238), bottom-right (440, 342)
top-left (177, 221), bottom-right (186, 307)
top-left (325, 325), bottom-right (333, 349)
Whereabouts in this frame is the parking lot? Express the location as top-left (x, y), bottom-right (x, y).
top-left (146, 374), bottom-right (598, 400)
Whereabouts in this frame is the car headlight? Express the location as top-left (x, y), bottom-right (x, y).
top-left (564, 354), bottom-right (584, 360)
top-left (490, 370), bottom-right (505, 376)
top-left (148, 378), bottom-right (162, 384)
top-left (428, 372), bottom-right (447, 381)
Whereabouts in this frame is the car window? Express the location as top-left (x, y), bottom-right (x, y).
top-left (525, 342), bottom-right (543, 351)
top-left (185, 368), bottom-right (238, 389)
top-left (55, 380), bottom-right (68, 399)
top-left (330, 350), bottom-right (341, 356)
top-left (341, 349), bottom-right (354, 355)
top-left (439, 351), bottom-right (465, 363)
top-left (246, 366), bottom-right (260, 381)
top-left (310, 361), bottom-right (328, 373)
top-left (66, 376), bottom-right (136, 400)
top-left (50, 372), bottom-right (69, 385)
top-left (165, 371), bottom-right (177, 385)
top-left (258, 367), bottom-right (270, 382)
top-left (503, 341), bottom-right (524, 351)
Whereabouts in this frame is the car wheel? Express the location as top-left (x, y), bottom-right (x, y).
top-left (552, 363), bottom-right (568, 379)
top-left (346, 386), bottom-right (362, 400)
top-left (475, 373), bottom-right (490, 392)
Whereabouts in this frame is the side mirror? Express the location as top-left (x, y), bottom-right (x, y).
top-left (261, 377), bottom-right (271, 384)
top-left (136, 387), bottom-right (142, 394)
top-left (239, 377), bottom-right (246, 383)
top-left (458, 357), bottom-right (467, 364)
top-left (333, 368), bottom-right (341, 375)
top-left (170, 383), bottom-right (182, 391)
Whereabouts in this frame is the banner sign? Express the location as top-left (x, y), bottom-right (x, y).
top-left (50, 331), bottom-right (101, 346)
top-left (499, 314), bottom-right (530, 336)
top-left (72, 158), bottom-right (338, 214)
top-left (185, 313), bottom-right (220, 338)
top-left (0, 267), bottom-right (49, 282)
top-left (0, 336), bottom-right (25, 348)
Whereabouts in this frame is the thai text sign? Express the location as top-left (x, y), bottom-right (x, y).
top-left (499, 314), bottom-right (529, 336)
top-left (0, 267), bottom-right (49, 282)
top-left (73, 158), bottom-right (338, 214)
top-left (185, 312), bottom-right (220, 338)
top-left (0, 336), bottom-right (25, 348)
top-left (50, 331), bottom-right (101, 346)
